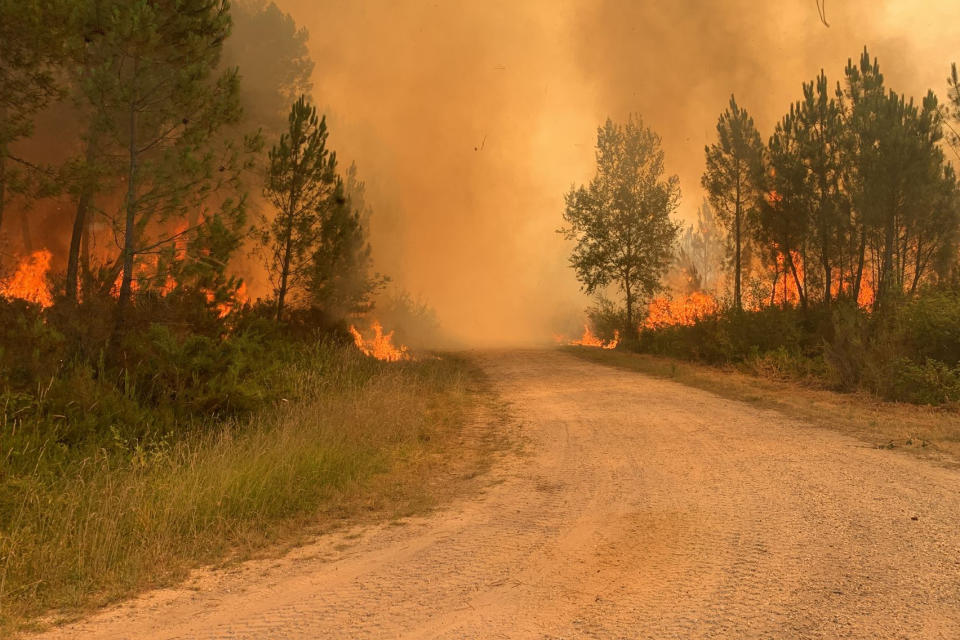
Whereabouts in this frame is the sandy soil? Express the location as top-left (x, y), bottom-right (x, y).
top-left (38, 349), bottom-right (960, 639)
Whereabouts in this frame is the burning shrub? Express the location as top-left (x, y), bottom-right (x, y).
top-left (585, 297), bottom-right (629, 346)
top-left (643, 291), bottom-right (719, 330)
top-left (636, 287), bottom-right (960, 405)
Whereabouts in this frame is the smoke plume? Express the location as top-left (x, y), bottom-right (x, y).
top-left (276, 0), bottom-right (960, 345)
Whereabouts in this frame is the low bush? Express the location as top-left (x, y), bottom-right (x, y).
top-left (635, 287), bottom-right (960, 405)
top-left (0, 289), bottom-right (476, 631)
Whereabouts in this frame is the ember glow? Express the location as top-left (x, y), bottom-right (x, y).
top-left (568, 324), bottom-right (620, 349)
top-left (644, 291), bottom-right (719, 330)
top-left (349, 321), bottom-right (412, 362)
top-left (1, 251), bottom-right (54, 308)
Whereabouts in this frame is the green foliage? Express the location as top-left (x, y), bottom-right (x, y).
top-left (702, 95), bottom-right (766, 310)
top-left (308, 164), bottom-right (388, 318)
top-left (586, 297), bottom-right (629, 345)
top-left (0, 336), bottom-right (473, 630)
top-left (72, 0), bottom-right (245, 314)
top-left (263, 95), bottom-right (338, 320)
top-left (638, 289), bottom-right (960, 406)
top-left (838, 49), bottom-right (958, 302)
top-left (561, 115), bottom-right (681, 330)
top-left (900, 290), bottom-right (960, 365)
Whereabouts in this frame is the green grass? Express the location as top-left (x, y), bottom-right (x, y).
top-left (0, 343), bottom-right (492, 635)
top-left (565, 346), bottom-right (960, 465)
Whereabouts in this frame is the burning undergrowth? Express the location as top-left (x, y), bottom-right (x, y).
top-left (349, 320), bottom-right (412, 362)
top-left (564, 324), bottom-right (620, 349)
top-left (0, 250), bottom-right (54, 308)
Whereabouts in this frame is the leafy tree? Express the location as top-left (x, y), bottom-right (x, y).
top-left (263, 95), bottom-right (338, 321)
top-left (702, 95), bottom-right (766, 311)
top-left (74, 0), bottom-right (245, 328)
top-left (308, 164), bottom-right (387, 319)
top-left (561, 116), bottom-right (681, 332)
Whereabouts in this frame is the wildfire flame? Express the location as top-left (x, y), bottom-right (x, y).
top-left (767, 250), bottom-right (806, 307)
top-left (644, 291), bottom-right (718, 329)
top-left (1, 250), bottom-right (54, 308)
top-left (568, 324), bottom-right (620, 349)
top-left (349, 321), bottom-right (412, 362)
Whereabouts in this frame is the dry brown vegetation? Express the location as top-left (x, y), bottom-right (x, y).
top-left (1, 347), bottom-right (504, 637)
top-left (566, 346), bottom-right (960, 465)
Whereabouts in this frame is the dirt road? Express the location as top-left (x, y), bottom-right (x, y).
top-left (41, 350), bottom-right (960, 639)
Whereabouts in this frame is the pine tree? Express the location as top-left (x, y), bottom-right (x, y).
top-left (702, 95), bottom-right (766, 311)
top-left (839, 48), bottom-right (958, 305)
top-left (74, 0), bottom-right (243, 328)
top-left (561, 115), bottom-right (681, 333)
top-left (308, 164), bottom-right (387, 319)
top-left (263, 95), bottom-right (338, 321)
top-left (764, 102), bottom-right (812, 308)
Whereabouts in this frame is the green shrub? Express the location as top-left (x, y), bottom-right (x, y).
top-left (635, 288), bottom-right (960, 406)
top-left (899, 291), bottom-right (960, 366)
top-left (887, 358), bottom-right (960, 405)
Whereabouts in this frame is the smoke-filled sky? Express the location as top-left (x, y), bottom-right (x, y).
top-left (276, 0), bottom-right (960, 345)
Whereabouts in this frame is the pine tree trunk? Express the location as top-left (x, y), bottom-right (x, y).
top-left (877, 213), bottom-right (896, 309)
top-left (821, 217), bottom-right (831, 306)
top-left (66, 137), bottom-right (99, 304)
top-left (276, 219), bottom-right (294, 322)
top-left (624, 275), bottom-right (633, 336)
top-left (910, 237), bottom-right (925, 295)
top-left (852, 227), bottom-right (866, 303)
top-left (0, 104), bottom-right (7, 257)
top-left (0, 144), bottom-right (6, 257)
top-left (734, 174), bottom-right (743, 312)
top-left (734, 210), bottom-right (742, 312)
top-left (116, 101), bottom-right (139, 329)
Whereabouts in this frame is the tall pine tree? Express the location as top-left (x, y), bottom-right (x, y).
top-left (263, 95), bottom-right (338, 321)
top-left (702, 96), bottom-right (765, 311)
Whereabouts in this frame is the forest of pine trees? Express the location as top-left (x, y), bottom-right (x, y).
top-left (635, 49), bottom-right (960, 405)
top-left (0, 0), bottom-right (391, 428)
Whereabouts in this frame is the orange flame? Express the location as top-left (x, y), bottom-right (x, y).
top-left (643, 291), bottom-right (718, 329)
top-left (857, 275), bottom-right (875, 308)
top-left (349, 321), bottom-right (412, 361)
top-left (568, 324), bottom-right (620, 349)
top-left (1, 250), bottom-right (54, 307)
top-left (205, 282), bottom-right (249, 318)
top-left (767, 250), bottom-right (806, 307)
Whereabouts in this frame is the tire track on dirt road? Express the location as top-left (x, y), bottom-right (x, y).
top-left (38, 349), bottom-right (960, 639)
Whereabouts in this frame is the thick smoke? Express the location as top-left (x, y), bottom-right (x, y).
top-left (275, 0), bottom-right (960, 345)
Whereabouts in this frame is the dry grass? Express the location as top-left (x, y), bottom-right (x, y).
top-left (566, 346), bottom-right (960, 465)
top-left (0, 345), bottom-right (501, 636)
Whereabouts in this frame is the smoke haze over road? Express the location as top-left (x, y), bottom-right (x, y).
top-left (277, 0), bottom-right (960, 344)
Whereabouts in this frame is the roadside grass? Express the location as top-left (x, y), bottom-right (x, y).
top-left (565, 346), bottom-right (960, 465)
top-left (0, 344), bottom-right (501, 636)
